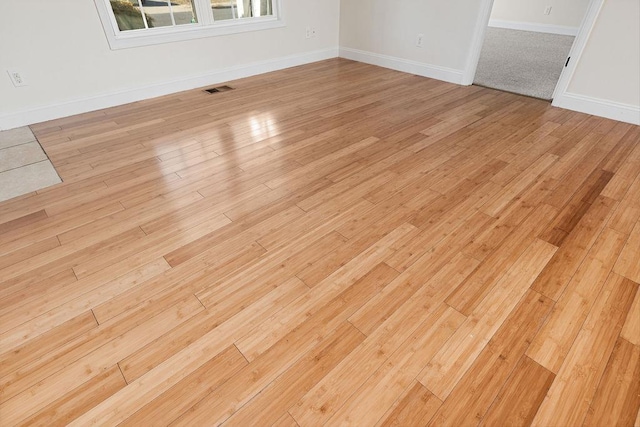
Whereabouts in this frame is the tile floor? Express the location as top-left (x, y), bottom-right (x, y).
top-left (0, 126), bottom-right (62, 202)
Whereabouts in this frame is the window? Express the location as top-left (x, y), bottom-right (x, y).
top-left (94, 0), bottom-right (283, 49)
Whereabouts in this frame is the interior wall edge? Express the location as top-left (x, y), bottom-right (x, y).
top-left (0, 47), bottom-right (339, 131)
top-left (339, 47), bottom-right (464, 85)
top-left (552, 91), bottom-right (640, 125)
top-left (488, 19), bottom-right (579, 36)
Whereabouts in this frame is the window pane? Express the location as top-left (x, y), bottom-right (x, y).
top-left (110, 0), bottom-right (197, 31)
top-left (172, 0), bottom-right (198, 25)
top-left (140, 1), bottom-right (173, 28)
top-left (142, 0), bottom-right (198, 27)
top-left (211, 0), bottom-right (238, 21)
top-left (251, 0), bottom-right (273, 17)
top-left (109, 0), bottom-right (147, 31)
top-left (211, 0), bottom-right (273, 21)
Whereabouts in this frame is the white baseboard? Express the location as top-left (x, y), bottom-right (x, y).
top-left (339, 47), bottom-right (464, 85)
top-left (0, 47), bottom-right (339, 131)
top-left (553, 92), bottom-right (640, 125)
top-left (489, 19), bottom-right (579, 36)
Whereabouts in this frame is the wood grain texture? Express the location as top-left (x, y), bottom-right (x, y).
top-left (377, 381), bottom-right (442, 427)
top-left (531, 273), bottom-right (638, 427)
top-left (0, 59), bottom-right (638, 426)
top-left (621, 285), bottom-right (640, 346)
top-left (615, 220), bottom-right (640, 283)
top-left (583, 337), bottom-right (640, 427)
top-left (428, 289), bottom-right (553, 426)
top-left (480, 356), bottom-right (555, 427)
top-left (526, 226), bottom-right (628, 373)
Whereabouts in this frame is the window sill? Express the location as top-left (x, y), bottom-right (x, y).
top-left (105, 18), bottom-right (285, 50)
top-left (94, 0), bottom-right (285, 50)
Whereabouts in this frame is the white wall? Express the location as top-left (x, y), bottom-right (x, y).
top-left (340, 0), bottom-right (639, 124)
top-left (2, 0), bottom-right (637, 129)
top-left (0, 0), bottom-right (340, 129)
top-left (490, 0), bottom-right (590, 29)
top-left (566, 0), bottom-right (640, 107)
top-left (339, 0), bottom-right (484, 83)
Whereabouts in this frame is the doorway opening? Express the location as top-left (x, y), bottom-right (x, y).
top-left (463, 0), bottom-right (604, 103)
top-left (474, 27), bottom-right (575, 100)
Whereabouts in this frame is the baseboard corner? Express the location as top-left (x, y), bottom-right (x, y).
top-left (0, 47), bottom-right (339, 131)
top-left (488, 19), bottom-right (579, 36)
top-left (553, 92), bottom-right (640, 125)
top-left (339, 47), bottom-right (464, 85)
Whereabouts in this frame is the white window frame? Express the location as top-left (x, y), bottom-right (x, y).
top-left (94, 0), bottom-right (284, 50)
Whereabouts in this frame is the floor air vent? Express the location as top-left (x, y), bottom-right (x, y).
top-left (205, 85), bottom-right (234, 94)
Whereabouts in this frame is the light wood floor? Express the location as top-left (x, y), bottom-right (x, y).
top-left (1, 59), bottom-right (639, 426)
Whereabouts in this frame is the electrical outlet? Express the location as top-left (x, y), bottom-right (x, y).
top-left (7, 70), bottom-right (27, 87)
top-left (311, 27), bottom-right (317, 38)
top-left (416, 34), bottom-right (424, 48)
top-left (305, 26), bottom-right (311, 39)
top-left (544, 6), bottom-right (552, 15)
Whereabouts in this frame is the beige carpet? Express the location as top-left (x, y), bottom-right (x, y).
top-left (474, 27), bottom-right (575, 100)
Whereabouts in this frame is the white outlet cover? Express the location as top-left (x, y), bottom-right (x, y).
top-left (7, 70), bottom-right (27, 87)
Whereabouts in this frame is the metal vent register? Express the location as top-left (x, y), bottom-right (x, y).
top-left (204, 85), bottom-right (234, 94)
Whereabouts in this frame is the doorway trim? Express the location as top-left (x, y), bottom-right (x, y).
top-left (461, 0), bottom-right (605, 104)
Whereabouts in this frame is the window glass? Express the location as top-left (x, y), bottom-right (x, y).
top-left (97, 0), bottom-right (282, 49)
top-left (109, 0), bottom-right (197, 31)
top-left (211, 0), bottom-right (273, 21)
top-left (172, 0), bottom-right (198, 25)
top-left (110, 0), bottom-right (148, 30)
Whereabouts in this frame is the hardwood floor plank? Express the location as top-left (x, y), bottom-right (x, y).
top-left (68, 239), bottom-right (405, 426)
top-left (16, 365), bottom-right (127, 427)
top-left (234, 230), bottom-right (408, 361)
top-left (272, 412), bottom-right (301, 427)
top-left (480, 356), bottom-right (555, 427)
top-left (531, 273), bottom-right (638, 427)
top-left (288, 289), bottom-right (455, 427)
top-left (539, 168), bottom-right (614, 246)
top-left (0, 296), bottom-right (203, 424)
top-left (0, 258), bottom-right (170, 347)
top-left (324, 305), bottom-right (464, 426)
top-left (418, 238), bottom-right (557, 401)
top-left (481, 153), bottom-right (557, 218)
top-left (583, 337), bottom-right (640, 427)
top-left (389, 189), bottom-right (498, 272)
top-left (295, 217), bottom-right (412, 288)
top-left (0, 311), bottom-right (98, 379)
top-left (349, 252), bottom-right (479, 337)
top-left (446, 203), bottom-right (558, 316)
top-left (608, 197), bottom-right (640, 236)
top-left (0, 209), bottom-right (48, 235)
top-left (614, 220), bottom-right (640, 283)
top-left (169, 323), bottom-right (363, 427)
top-left (0, 60), bottom-right (636, 425)
top-left (0, 226), bottom-right (148, 285)
top-left (601, 142), bottom-right (640, 201)
top-left (621, 285), bottom-right (640, 346)
top-left (427, 290), bottom-right (553, 426)
top-left (0, 269), bottom-right (77, 314)
top-left (0, 201), bottom-right (124, 258)
top-left (119, 345), bottom-right (248, 426)
top-left (91, 241), bottom-right (266, 324)
top-left (530, 195), bottom-right (618, 300)
top-left (377, 381), bottom-right (442, 427)
top-left (119, 276), bottom-right (309, 383)
top-left (526, 226), bottom-right (628, 373)
top-left (222, 320), bottom-right (365, 427)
